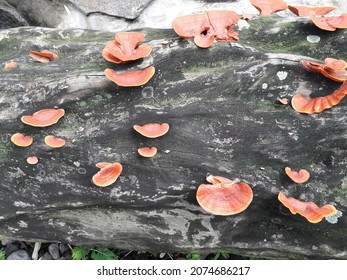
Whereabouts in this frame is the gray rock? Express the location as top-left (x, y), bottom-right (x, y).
top-left (0, 0), bottom-right (28, 29)
top-left (0, 17), bottom-right (347, 259)
top-left (7, 250), bottom-right (30, 260)
top-left (48, 244), bottom-right (60, 260)
top-left (1, 239), bottom-right (15, 246)
top-left (59, 243), bottom-right (70, 254)
top-left (4, 243), bottom-right (20, 256)
top-left (40, 252), bottom-right (54, 260)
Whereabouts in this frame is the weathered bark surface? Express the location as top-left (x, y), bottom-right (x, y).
top-left (0, 17), bottom-right (347, 259)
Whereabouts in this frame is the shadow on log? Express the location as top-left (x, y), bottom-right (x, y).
top-left (0, 16), bottom-right (346, 259)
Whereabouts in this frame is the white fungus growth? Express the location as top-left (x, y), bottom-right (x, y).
top-left (307, 35), bottom-right (321, 43)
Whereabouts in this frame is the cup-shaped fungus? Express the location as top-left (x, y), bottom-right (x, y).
top-left (309, 11), bottom-right (347, 31)
top-left (133, 123), bottom-right (169, 138)
top-left (284, 167), bottom-right (310, 183)
top-left (288, 5), bottom-right (336, 16)
top-left (196, 174), bottom-right (253, 216)
top-left (27, 156), bottom-right (39, 165)
top-left (301, 58), bottom-right (347, 82)
top-left (291, 80), bottom-right (347, 114)
top-left (102, 31), bottom-right (152, 64)
top-left (21, 108), bottom-right (65, 127)
top-left (138, 147), bottom-right (157, 158)
top-left (250, 0), bottom-right (288, 16)
top-left (92, 162), bottom-right (123, 187)
top-left (104, 66), bottom-right (155, 87)
top-left (29, 50), bottom-right (58, 63)
top-left (44, 135), bottom-right (66, 148)
top-left (11, 133), bottom-right (33, 147)
top-left (278, 192), bottom-right (337, 223)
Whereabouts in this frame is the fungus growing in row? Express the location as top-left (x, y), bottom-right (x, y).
top-left (309, 11), bottom-right (347, 31)
top-left (133, 123), bottom-right (169, 138)
top-left (196, 174), bottom-right (253, 216)
top-left (27, 156), bottom-right (39, 165)
top-left (29, 50), bottom-right (58, 63)
top-left (172, 10), bottom-right (240, 48)
top-left (278, 192), bottom-right (337, 223)
top-left (249, 0), bottom-right (288, 16)
top-left (284, 167), bottom-right (310, 183)
top-left (291, 80), bottom-right (347, 114)
top-left (92, 162), bottom-right (123, 187)
top-left (104, 66), bottom-right (155, 87)
top-left (11, 133), bottom-right (33, 147)
top-left (138, 147), bottom-right (157, 158)
top-left (288, 5), bottom-right (336, 16)
top-left (4, 61), bottom-right (17, 71)
top-left (44, 135), bottom-right (66, 148)
top-left (102, 31), bottom-right (152, 63)
top-left (21, 108), bottom-right (65, 127)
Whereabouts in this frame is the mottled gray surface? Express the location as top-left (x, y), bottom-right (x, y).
top-left (0, 16), bottom-right (347, 258)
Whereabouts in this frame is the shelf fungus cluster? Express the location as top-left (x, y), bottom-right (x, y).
top-left (102, 31), bottom-right (155, 87)
top-left (134, 123), bottom-right (170, 158)
top-left (29, 50), bottom-right (58, 63)
top-left (196, 174), bottom-right (253, 216)
top-left (172, 10), bottom-right (240, 48)
top-left (249, 0), bottom-right (287, 16)
top-left (92, 162), bottom-right (123, 187)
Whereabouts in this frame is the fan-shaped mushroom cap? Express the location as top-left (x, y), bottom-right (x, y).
top-left (193, 30), bottom-right (215, 48)
top-left (207, 10), bottom-right (240, 41)
top-left (11, 133), bottom-right (33, 147)
top-left (309, 11), bottom-right (344, 31)
top-left (172, 13), bottom-right (211, 38)
top-left (27, 156), bottom-right (39, 165)
top-left (44, 135), bottom-right (66, 148)
top-left (138, 147), bottom-right (157, 157)
top-left (291, 81), bottom-right (347, 114)
top-left (92, 162), bottom-right (123, 187)
top-left (324, 58), bottom-right (347, 71)
top-left (196, 175), bottom-right (253, 216)
top-left (301, 59), bottom-right (347, 82)
top-left (114, 32), bottom-right (145, 53)
top-left (133, 123), bottom-right (169, 138)
top-left (103, 41), bottom-right (152, 62)
top-left (284, 167), bottom-right (310, 183)
top-left (250, 0), bottom-right (288, 16)
top-left (21, 108), bottom-right (65, 127)
top-left (326, 13), bottom-right (347, 29)
top-left (288, 5), bottom-right (336, 16)
top-left (101, 48), bottom-right (124, 64)
top-left (104, 66), bottom-right (155, 87)
top-left (278, 192), bottom-right (337, 223)
top-left (29, 50), bottom-right (58, 63)
top-left (96, 162), bottom-right (112, 169)
top-left (4, 61), bottom-right (17, 70)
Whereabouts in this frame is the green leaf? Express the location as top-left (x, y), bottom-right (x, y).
top-left (0, 248), bottom-right (5, 260)
top-left (186, 252), bottom-right (201, 260)
top-left (71, 246), bottom-right (91, 260)
top-left (90, 247), bottom-right (117, 260)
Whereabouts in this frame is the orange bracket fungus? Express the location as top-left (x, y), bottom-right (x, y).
top-left (27, 156), bottom-right (39, 165)
top-left (104, 66), bottom-right (155, 87)
top-left (249, 0), bottom-right (288, 16)
top-left (44, 135), bottom-right (66, 148)
top-left (301, 58), bottom-right (347, 82)
top-left (138, 147), bottom-right (158, 158)
top-left (284, 167), bottom-right (310, 184)
top-left (278, 192), bottom-right (337, 223)
top-left (172, 10), bottom-right (240, 48)
top-left (291, 80), bottom-right (347, 114)
top-left (21, 108), bottom-right (65, 127)
top-left (11, 133), bottom-right (33, 147)
top-left (133, 123), bottom-right (169, 138)
top-left (196, 174), bottom-right (253, 216)
top-left (309, 11), bottom-right (347, 31)
top-left (95, 162), bottom-right (112, 169)
top-left (29, 50), bottom-right (58, 63)
top-left (4, 61), bottom-right (17, 71)
top-left (288, 5), bottom-right (336, 16)
top-left (92, 162), bottom-right (123, 187)
top-left (102, 31), bottom-right (152, 64)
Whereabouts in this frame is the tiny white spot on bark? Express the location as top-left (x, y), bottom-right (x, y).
top-left (307, 35), bottom-right (320, 43)
top-left (277, 71), bottom-right (288, 81)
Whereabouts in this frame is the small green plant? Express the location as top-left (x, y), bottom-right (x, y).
top-left (72, 245), bottom-right (118, 260)
top-left (0, 248), bottom-right (5, 260)
top-left (186, 252), bottom-right (201, 260)
top-left (213, 250), bottom-right (230, 260)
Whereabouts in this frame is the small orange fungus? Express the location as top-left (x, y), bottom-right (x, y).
top-left (4, 61), bottom-right (17, 70)
top-left (278, 97), bottom-right (289, 105)
top-left (250, 0), bottom-right (288, 16)
top-left (288, 5), bottom-right (336, 16)
top-left (29, 50), bottom-right (58, 63)
top-left (133, 123), bottom-right (169, 138)
top-left (21, 108), bottom-right (65, 127)
top-left (172, 10), bottom-right (239, 48)
top-left (27, 156), bottom-right (39, 165)
top-left (309, 11), bottom-right (347, 31)
top-left (92, 162), bottom-right (123, 187)
top-left (301, 58), bottom-right (347, 82)
top-left (196, 174), bottom-right (253, 216)
top-left (44, 135), bottom-right (66, 148)
top-left (11, 133), bottom-right (33, 147)
top-left (278, 192), bottom-right (337, 223)
top-left (284, 167), bottom-right (310, 183)
top-left (104, 66), bottom-right (155, 87)
top-left (291, 81), bottom-right (347, 114)
top-left (138, 147), bottom-right (157, 158)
